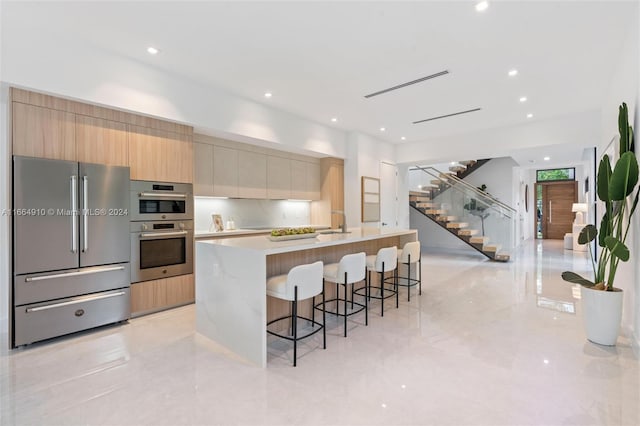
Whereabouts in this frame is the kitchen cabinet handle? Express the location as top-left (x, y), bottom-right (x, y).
top-left (71, 175), bottom-right (77, 253)
top-left (25, 291), bottom-right (126, 313)
top-left (140, 231), bottom-right (188, 238)
top-left (138, 192), bottom-right (187, 199)
top-left (25, 265), bottom-right (126, 282)
top-left (83, 176), bottom-right (88, 252)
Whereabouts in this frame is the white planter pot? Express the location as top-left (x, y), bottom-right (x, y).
top-left (580, 286), bottom-right (623, 346)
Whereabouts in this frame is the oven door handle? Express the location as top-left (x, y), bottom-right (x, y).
top-left (140, 231), bottom-right (188, 239)
top-left (138, 192), bottom-right (187, 199)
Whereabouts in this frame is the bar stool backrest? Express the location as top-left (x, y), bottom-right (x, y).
top-left (399, 241), bottom-right (420, 264)
top-left (373, 246), bottom-right (397, 271)
top-left (286, 261), bottom-right (324, 300)
top-left (337, 252), bottom-right (366, 283)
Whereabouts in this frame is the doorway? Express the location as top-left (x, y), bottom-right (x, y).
top-left (535, 181), bottom-right (577, 239)
top-left (379, 162), bottom-right (398, 228)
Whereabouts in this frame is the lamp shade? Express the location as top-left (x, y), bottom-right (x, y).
top-left (571, 203), bottom-right (588, 213)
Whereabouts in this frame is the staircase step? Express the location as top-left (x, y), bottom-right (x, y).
top-left (436, 215), bottom-right (457, 222)
top-left (458, 229), bottom-right (479, 236)
top-left (438, 173), bottom-right (456, 180)
top-left (446, 222), bottom-right (468, 229)
top-left (449, 166), bottom-right (466, 173)
top-left (416, 202), bottom-right (439, 208)
top-left (409, 195), bottom-right (431, 203)
top-left (470, 236), bottom-right (489, 244)
top-left (494, 253), bottom-right (510, 262)
top-left (484, 244), bottom-right (502, 252)
top-left (430, 179), bottom-right (444, 186)
top-left (459, 160), bottom-right (477, 167)
top-left (425, 209), bottom-right (447, 215)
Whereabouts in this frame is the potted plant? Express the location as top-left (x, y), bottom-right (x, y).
top-left (561, 102), bottom-right (638, 345)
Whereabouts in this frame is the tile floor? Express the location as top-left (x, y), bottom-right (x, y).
top-left (1, 240), bottom-right (639, 425)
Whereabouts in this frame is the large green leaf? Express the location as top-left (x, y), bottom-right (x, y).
top-left (599, 212), bottom-right (610, 247)
top-left (604, 236), bottom-right (630, 261)
top-left (629, 186), bottom-right (640, 218)
top-left (597, 154), bottom-right (612, 202)
top-left (619, 103), bottom-right (629, 154)
top-left (561, 271), bottom-right (595, 287)
top-left (609, 152), bottom-right (639, 200)
top-left (578, 224), bottom-right (597, 244)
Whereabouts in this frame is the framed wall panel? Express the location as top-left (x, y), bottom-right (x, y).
top-left (361, 176), bottom-right (380, 222)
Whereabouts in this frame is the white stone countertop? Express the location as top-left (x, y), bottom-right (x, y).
top-left (196, 227), bottom-right (416, 255)
top-left (195, 225), bottom-right (330, 239)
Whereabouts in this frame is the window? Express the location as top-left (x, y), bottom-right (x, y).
top-left (536, 168), bottom-right (575, 182)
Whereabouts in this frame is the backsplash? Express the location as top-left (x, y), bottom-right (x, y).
top-left (194, 198), bottom-right (311, 232)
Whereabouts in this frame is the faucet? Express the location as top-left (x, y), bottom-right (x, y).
top-left (331, 210), bottom-right (347, 233)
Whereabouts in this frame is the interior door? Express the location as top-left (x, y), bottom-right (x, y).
top-left (380, 162), bottom-right (398, 228)
top-left (13, 156), bottom-right (79, 275)
top-left (79, 163), bottom-right (131, 267)
top-left (539, 181), bottom-right (577, 239)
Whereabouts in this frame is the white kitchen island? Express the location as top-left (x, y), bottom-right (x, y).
top-left (195, 227), bottom-right (417, 367)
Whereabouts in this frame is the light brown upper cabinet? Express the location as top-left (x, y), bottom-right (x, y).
top-left (267, 155), bottom-right (291, 199)
top-left (76, 116), bottom-right (128, 166)
top-left (213, 145), bottom-right (239, 197)
top-left (12, 102), bottom-right (76, 161)
top-left (129, 125), bottom-right (193, 183)
top-left (193, 142), bottom-right (214, 196)
top-left (306, 162), bottom-right (321, 200)
top-left (238, 150), bottom-right (267, 199)
top-left (290, 159), bottom-right (308, 200)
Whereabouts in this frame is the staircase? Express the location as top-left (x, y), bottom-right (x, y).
top-left (410, 165), bottom-right (515, 262)
top-left (418, 159), bottom-right (490, 199)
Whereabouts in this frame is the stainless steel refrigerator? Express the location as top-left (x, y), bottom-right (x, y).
top-left (12, 156), bottom-right (131, 347)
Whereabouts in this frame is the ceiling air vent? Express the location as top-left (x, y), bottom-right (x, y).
top-left (413, 108), bottom-right (481, 124)
top-left (364, 70), bottom-right (449, 98)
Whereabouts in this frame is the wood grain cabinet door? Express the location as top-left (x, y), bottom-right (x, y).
top-left (267, 155), bottom-right (291, 199)
top-left (193, 142), bottom-right (214, 196)
top-left (13, 102), bottom-right (76, 161)
top-left (213, 145), bottom-right (239, 197)
top-left (290, 159), bottom-right (307, 200)
top-left (129, 125), bottom-right (193, 183)
top-left (76, 116), bottom-right (128, 166)
top-left (238, 150), bottom-right (267, 198)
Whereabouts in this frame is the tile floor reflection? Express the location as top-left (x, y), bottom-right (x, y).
top-left (1, 240), bottom-right (638, 425)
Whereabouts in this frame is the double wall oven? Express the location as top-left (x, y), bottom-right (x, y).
top-left (130, 181), bottom-right (193, 283)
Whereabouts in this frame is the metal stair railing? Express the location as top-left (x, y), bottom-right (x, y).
top-left (410, 165), bottom-right (516, 253)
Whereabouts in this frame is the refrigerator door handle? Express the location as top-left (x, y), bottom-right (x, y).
top-left (24, 265), bottom-right (126, 282)
top-left (25, 291), bottom-right (126, 313)
top-left (82, 176), bottom-right (88, 252)
top-left (71, 175), bottom-right (78, 253)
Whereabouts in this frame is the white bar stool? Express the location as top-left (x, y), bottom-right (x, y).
top-left (266, 261), bottom-right (325, 367)
top-left (396, 241), bottom-right (421, 301)
top-left (317, 252), bottom-right (367, 337)
top-left (355, 246), bottom-right (398, 316)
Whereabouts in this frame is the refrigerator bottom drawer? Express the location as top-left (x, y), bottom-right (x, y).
top-left (13, 288), bottom-right (130, 347)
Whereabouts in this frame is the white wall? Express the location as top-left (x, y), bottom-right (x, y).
top-left (598, 16), bottom-right (639, 347)
top-left (194, 198), bottom-right (314, 232)
top-left (344, 132), bottom-right (399, 230)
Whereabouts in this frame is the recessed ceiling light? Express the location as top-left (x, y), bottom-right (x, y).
top-left (331, 117), bottom-right (338, 122)
top-left (527, 113), bottom-right (533, 118)
top-left (380, 127), bottom-right (386, 132)
top-left (450, 162), bottom-right (456, 165)
top-left (544, 156), bottom-right (550, 161)
top-left (264, 92), bottom-right (272, 98)
top-left (519, 96), bottom-right (528, 103)
top-left (475, 1), bottom-right (489, 12)
top-left (401, 136), bottom-right (406, 141)
top-left (146, 47), bottom-right (159, 55)
top-left (508, 69), bottom-right (518, 77)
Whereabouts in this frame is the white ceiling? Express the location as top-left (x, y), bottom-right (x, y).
top-left (3, 1), bottom-right (637, 151)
